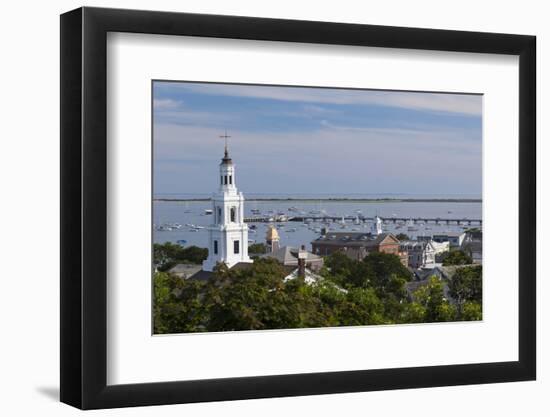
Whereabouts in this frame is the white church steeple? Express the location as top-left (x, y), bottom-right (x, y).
top-left (202, 135), bottom-right (252, 272)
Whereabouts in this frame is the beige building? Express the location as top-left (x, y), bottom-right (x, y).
top-left (261, 225), bottom-right (324, 272)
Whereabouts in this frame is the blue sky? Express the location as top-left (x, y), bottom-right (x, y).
top-left (153, 81), bottom-right (482, 196)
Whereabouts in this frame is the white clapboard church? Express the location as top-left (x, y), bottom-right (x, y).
top-left (201, 140), bottom-right (252, 272)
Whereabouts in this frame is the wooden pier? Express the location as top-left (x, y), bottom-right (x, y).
top-left (244, 215), bottom-right (482, 226)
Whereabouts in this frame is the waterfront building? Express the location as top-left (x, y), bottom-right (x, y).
top-left (202, 145), bottom-right (252, 271)
top-left (431, 240), bottom-right (450, 255)
top-left (414, 237), bottom-right (450, 261)
top-left (311, 232), bottom-right (408, 265)
top-left (261, 245), bottom-right (324, 272)
top-left (432, 232), bottom-right (466, 248)
top-left (399, 240), bottom-right (437, 269)
top-left (461, 230), bottom-right (483, 264)
top-left (262, 226), bottom-right (324, 271)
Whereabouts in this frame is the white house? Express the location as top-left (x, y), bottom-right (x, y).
top-left (400, 240), bottom-right (437, 269)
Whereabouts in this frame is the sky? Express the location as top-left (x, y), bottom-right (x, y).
top-left (153, 81), bottom-right (482, 197)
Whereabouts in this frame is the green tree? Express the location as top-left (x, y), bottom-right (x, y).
top-left (411, 276), bottom-right (457, 322)
top-left (403, 302), bottom-right (427, 323)
top-left (248, 243), bottom-right (267, 255)
top-left (441, 250), bottom-right (473, 266)
top-left (337, 287), bottom-right (385, 326)
top-left (153, 271), bottom-right (209, 334)
top-left (448, 265), bottom-right (482, 315)
top-left (322, 251), bottom-right (368, 288)
top-left (395, 233), bottom-right (410, 241)
top-left (205, 258), bottom-right (302, 331)
top-left (461, 301), bottom-right (482, 321)
top-left (153, 242), bottom-right (208, 271)
top-left (362, 251), bottom-right (412, 290)
top-left (153, 248), bottom-right (479, 335)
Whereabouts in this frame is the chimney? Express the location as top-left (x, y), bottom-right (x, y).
top-left (298, 245), bottom-right (307, 278)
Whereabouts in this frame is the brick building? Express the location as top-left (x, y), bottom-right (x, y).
top-left (311, 232), bottom-right (408, 265)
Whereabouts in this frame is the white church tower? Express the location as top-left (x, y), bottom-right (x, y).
top-left (202, 139), bottom-right (252, 272)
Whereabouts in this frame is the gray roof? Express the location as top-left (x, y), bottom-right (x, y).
top-left (187, 261), bottom-right (254, 281)
top-left (261, 246), bottom-right (322, 265)
top-left (168, 263), bottom-right (202, 277)
top-left (432, 232), bottom-right (465, 238)
top-left (414, 263), bottom-right (482, 281)
top-left (400, 240), bottom-right (428, 249)
top-left (188, 269), bottom-right (214, 281)
top-left (312, 232), bottom-right (395, 247)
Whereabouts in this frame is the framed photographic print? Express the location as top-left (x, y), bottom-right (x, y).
top-left (60, 6), bottom-right (536, 409)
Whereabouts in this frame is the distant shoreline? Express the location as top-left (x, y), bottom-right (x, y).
top-left (154, 197), bottom-right (482, 203)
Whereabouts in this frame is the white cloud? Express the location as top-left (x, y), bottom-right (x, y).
top-left (159, 82), bottom-right (482, 116)
top-left (153, 98), bottom-right (182, 109)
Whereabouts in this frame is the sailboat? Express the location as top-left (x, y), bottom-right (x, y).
top-left (407, 218), bottom-right (418, 232)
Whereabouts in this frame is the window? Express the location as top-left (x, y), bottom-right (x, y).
top-left (230, 207), bottom-right (236, 222)
top-left (217, 207), bottom-right (222, 223)
top-left (229, 175), bottom-right (232, 185)
top-left (224, 175), bottom-right (228, 185)
top-left (220, 175), bottom-right (223, 185)
top-left (214, 240), bottom-right (218, 254)
top-left (233, 240), bottom-right (240, 254)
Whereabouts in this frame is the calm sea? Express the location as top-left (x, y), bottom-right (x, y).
top-left (153, 193), bottom-right (482, 250)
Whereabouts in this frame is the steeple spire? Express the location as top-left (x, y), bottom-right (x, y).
top-left (220, 130), bottom-right (231, 163)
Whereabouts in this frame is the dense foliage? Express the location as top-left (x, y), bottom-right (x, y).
top-left (153, 242), bottom-right (208, 271)
top-left (395, 233), bottom-right (410, 241)
top-left (153, 251), bottom-right (483, 334)
top-left (248, 243), bottom-right (267, 255)
top-left (448, 265), bottom-right (482, 319)
top-left (441, 249), bottom-right (473, 266)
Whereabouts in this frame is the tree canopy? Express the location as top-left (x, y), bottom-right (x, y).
top-left (395, 233), bottom-right (410, 241)
top-left (248, 242), bottom-right (267, 255)
top-left (441, 250), bottom-right (473, 266)
top-left (153, 242), bottom-right (208, 271)
top-left (153, 250), bottom-right (482, 334)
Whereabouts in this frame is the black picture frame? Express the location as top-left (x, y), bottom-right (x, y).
top-left (60, 6), bottom-right (536, 410)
